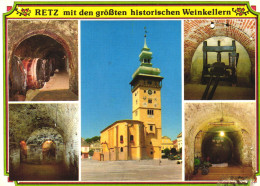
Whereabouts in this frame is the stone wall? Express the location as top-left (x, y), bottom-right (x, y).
top-left (9, 103), bottom-right (79, 179)
top-left (7, 20), bottom-right (78, 95)
top-left (26, 127), bottom-right (64, 164)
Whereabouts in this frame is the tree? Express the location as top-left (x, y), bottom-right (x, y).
top-left (163, 148), bottom-right (171, 157)
top-left (85, 136), bottom-right (100, 143)
top-left (170, 148), bottom-right (177, 155)
top-left (89, 149), bottom-right (94, 156)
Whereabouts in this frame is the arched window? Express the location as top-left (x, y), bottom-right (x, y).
top-left (120, 135), bottom-right (123, 143)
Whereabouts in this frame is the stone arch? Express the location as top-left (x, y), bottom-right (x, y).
top-left (184, 19), bottom-right (256, 83)
top-left (10, 29), bottom-right (72, 70)
top-left (9, 30), bottom-right (73, 95)
top-left (42, 140), bottom-right (56, 162)
top-left (7, 20), bottom-right (79, 98)
top-left (26, 127), bottom-right (64, 164)
top-left (185, 102), bottom-right (256, 179)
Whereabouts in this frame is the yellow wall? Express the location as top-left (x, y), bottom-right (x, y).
top-left (132, 82), bottom-right (162, 159)
top-left (100, 120), bottom-right (145, 161)
top-left (161, 136), bottom-right (173, 150)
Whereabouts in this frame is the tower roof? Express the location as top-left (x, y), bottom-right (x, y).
top-left (139, 35), bottom-right (153, 65)
top-left (132, 29), bottom-right (162, 80)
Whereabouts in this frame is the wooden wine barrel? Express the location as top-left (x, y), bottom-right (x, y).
top-left (22, 58), bottom-right (45, 89)
top-left (10, 56), bottom-right (27, 95)
top-left (48, 57), bottom-right (56, 76)
top-left (43, 59), bottom-right (50, 82)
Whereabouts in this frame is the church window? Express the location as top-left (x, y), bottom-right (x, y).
top-left (150, 151), bottom-right (153, 155)
top-left (150, 125), bottom-right (153, 131)
top-left (130, 135), bottom-right (134, 143)
top-left (120, 135), bottom-right (123, 143)
top-left (135, 110), bottom-right (138, 116)
top-left (120, 147), bottom-right (123, 152)
top-left (148, 99), bottom-right (152, 104)
top-left (144, 90), bottom-right (146, 93)
top-left (147, 109), bottom-right (154, 115)
top-left (154, 91), bottom-right (156, 94)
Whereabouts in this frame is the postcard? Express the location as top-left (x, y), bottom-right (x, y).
top-left (1, 1), bottom-right (260, 186)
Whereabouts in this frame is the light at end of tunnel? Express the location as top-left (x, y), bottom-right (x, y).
top-left (220, 131), bottom-right (225, 137)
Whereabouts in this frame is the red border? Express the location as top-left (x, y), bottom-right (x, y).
top-left (5, 18), bottom-right (9, 173)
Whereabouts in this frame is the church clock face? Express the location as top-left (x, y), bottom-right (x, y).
top-left (148, 89), bottom-right (152, 95)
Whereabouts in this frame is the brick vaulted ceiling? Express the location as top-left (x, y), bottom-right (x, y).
top-left (184, 19), bottom-right (256, 83)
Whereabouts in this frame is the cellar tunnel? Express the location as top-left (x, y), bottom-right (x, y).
top-left (14, 35), bottom-right (69, 73)
top-left (185, 102), bottom-right (256, 180)
top-left (25, 127), bottom-right (64, 164)
top-left (9, 103), bottom-right (79, 181)
top-left (8, 20), bottom-right (79, 101)
top-left (200, 127), bottom-right (245, 166)
top-left (42, 140), bottom-right (56, 160)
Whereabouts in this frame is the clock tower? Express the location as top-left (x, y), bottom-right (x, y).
top-left (130, 33), bottom-right (163, 159)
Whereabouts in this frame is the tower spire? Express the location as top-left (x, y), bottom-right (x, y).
top-left (144, 27), bottom-right (148, 49)
top-left (138, 26), bottom-right (152, 66)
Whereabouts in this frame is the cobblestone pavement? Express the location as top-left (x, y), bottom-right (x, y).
top-left (81, 159), bottom-right (182, 181)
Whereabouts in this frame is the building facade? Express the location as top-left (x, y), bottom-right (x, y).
top-left (100, 35), bottom-right (163, 160)
top-left (177, 132), bottom-right (182, 151)
top-left (161, 136), bottom-right (174, 151)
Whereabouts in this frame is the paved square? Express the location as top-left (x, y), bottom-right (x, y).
top-left (81, 159), bottom-right (182, 181)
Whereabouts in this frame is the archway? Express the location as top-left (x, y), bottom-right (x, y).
top-left (9, 30), bottom-right (74, 101)
top-left (184, 19), bottom-right (256, 83)
top-left (42, 140), bottom-right (56, 162)
top-left (199, 127), bottom-right (245, 166)
top-left (19, 140), bottom-right (27, 162)
top-left (185, 102), bottom-right (256, 180)
top-left (26, 127), bottom-right (64, 164)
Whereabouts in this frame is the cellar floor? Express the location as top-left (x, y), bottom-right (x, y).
top-left (31, 89), bottom-right (78, 101)
top-left (185, 84), bottom-right (255, 100)
top-left (41, 70), bottom-right (69, 91)
top-left (190, 166), bottom-right (254, 181)
top-left (26, 71), bottom-right (78, 101)
top-left (10, 162), bottom-right (76, 181)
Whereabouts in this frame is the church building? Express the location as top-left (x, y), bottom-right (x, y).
top-left (100, 34), bottom-right (163, 161)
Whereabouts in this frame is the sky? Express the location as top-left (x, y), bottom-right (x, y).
top-left (81, 21), bottom-right (182, 140)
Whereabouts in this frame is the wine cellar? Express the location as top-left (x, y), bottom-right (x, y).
top-left (184, 19), bottom-right (256, 100)
top-left (9, 103), bottom-right (79, 181)
top-left (185, 102), bottom-right (256, 180)
top-left (7, 20), bottom-right (78, 101)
